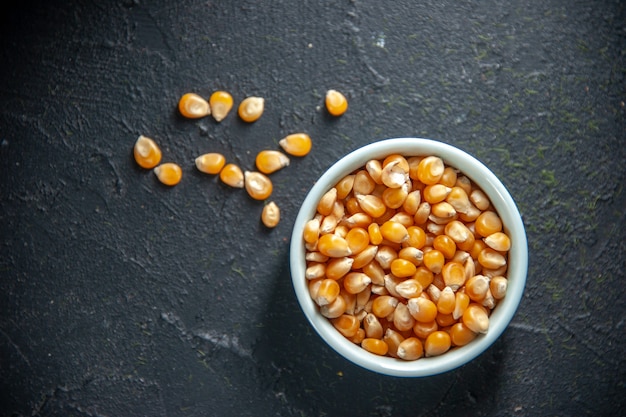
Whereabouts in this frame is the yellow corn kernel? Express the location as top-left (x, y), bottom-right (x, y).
top-left (382, 183), bottom-right (410, 209)
top-left (465, 274), bottom-right (490, 302)
top-left (402, 190), bottom-right (422, 215)
top-left (367, 223), bottom-right (383, 245)
top-left (364, 313), bottom-right (384, 339)
top-left (332, 314), bottom-right (360, 338)
top-left (469, 239), bottom-right (488, 261)
top-left (490, 276), bottom-right (508, 299)
top-left (317, 233), bottom-right (352, 258)
top-left (279, 133), bottom-right (312, 157)
top-left (209, 90), bottom-right (233, 122)
top-left (413, 202), bottom-right (431, 225)
top-left (423, 249), bottom-right (445, 274)
top-left (417, 155), bottom-right (445, 185)
top-left (445, 220), bottom-right (475, 251)
top-left (255, 150), bottom-right (290, 174)
top-left (317, 188), bottom-right (338, 216)
top-left (345, 227), bottom-right (370, 255)
top-left (350, 245), bottom-right (378, 269)
top-left (178, 93), bottom-right (210, 119)
top-left (325, 89), bottom-right (348, 116)
top-left (379, 221), bottom-right (409, 244)
top-left (340, 288), bottom-right (357, 315)
top-left (398, 247), bottom-right (424, 265)
top-left (336, 174), bottom-right (355, 200)
top-left (362, 260), bottom-right (385, 286)
top-left (470, 188), bottom-right (491, 211)
top-left (390, 258), bottom-right (417, 278)
top-left (356, 194), bottom-right (387, 218)
top-left (446, 186), bottom-right (471, 214)
top-left (439, 166), bottom-right (458, 188)
top-left (412, 320), bottom-right (438, 339)
top-left (474, 211), bottom-right (503, 237)
top-left (431, 201), bottom-right (457, 220)
top-left (433, 235), bottom-right (457, 259)
top-left (384, 274), bottom-right (405, 299)
top-left (407, 297), bottom-right (438, 323)
top-left (441, 261), bottom-right (466, 291)
top-left (406, 226), bottom-right (427, 249)
top-left (305, 262), bottom-right (326, 280)
top-left (153, 163), bottom-right (182, 186)
top-left (436, 312), bottom-right (456, 328)
top-left (305, 251), bottom-right (328, 263)
top-left (343, 213), bottom-right (373, 229)
top-left (371, 295), bottom-right (399, 318)
top-left (424, 330), bottom-right (451, 357)
top-left (423, 184), bottom-right (452, 204)
top-left (238, 96), bottom-right (264, 122)
top-left (361, 338), bottom-right (389, 356)
top-left (345, 197), bottom-right (363, 216)
top-left (455, 175), bottom-right (472, 194)
top-left (320, 294), bottom-right (347, 318)
top-left (325, 257), bottom-right (353, 280)
top-left (452, 291), bottom-right (470, 320)
top-left (437, 286), bottom-right (456, 315)
top-left (303, 218), bottom-right (321, 244)
top-left (412, 266), bottom-right (434, 289)
top-left (195, 152), bottom-right (226, 175)
top-left (353, 170), bottom-right (376, 195)
top-left (349, 328), bottom-right (366, 344)
top-left (462, 304), bottom-right (490, 334)
top-left (374, 245), bottom-right (398, 270)
top-left (394, 279), bottom-right (423, 299)
top-left (449, 322), bottom-right (477, 346)
top-left (261, 201), bottom-right (280, 228)
top-left (244, 171), bottom-right (273, 200)
top-left (484, 232), bottom-right (512, 252)
top-left (383, 328), bottom-right (405, 358)
top-left (381, 160), bottom-right (409, 189)
top-left (314, 278), bottom-right (340, 306)
top-left (383, 154), bottom-right (410, 172)
top-left (478, 248), bottom-right (507, 270)
top-left (219, 163), bottom-right (244, 188)
top-left (365, 159), bottom-right (383, 184)
top-left (134, 135), bottom-right (162, 169)
top-left (393, 302), bottom-right (416, 332)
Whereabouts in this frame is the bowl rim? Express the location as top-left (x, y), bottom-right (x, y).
top-left (289, 137), bottom-right (528, 377)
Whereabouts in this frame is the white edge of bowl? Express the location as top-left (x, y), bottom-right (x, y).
top-left (289, 137), bottom-right (529, 377)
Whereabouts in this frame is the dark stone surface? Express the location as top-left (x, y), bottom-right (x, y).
top-left (1, 1), bottom-right (625, 416)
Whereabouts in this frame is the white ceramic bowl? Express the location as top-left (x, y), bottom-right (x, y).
top-left (290, 138), bottom-right (528, 377)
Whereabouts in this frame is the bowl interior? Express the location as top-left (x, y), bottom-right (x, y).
top-left (290, 138), bottom-right (528, 377)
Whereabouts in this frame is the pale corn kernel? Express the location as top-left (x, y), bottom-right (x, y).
top-left (353, 170), bottom-right (376, 195)
top-left (244, 171), bottom-right (273, 200)
top-left (343, 272), bottom-right (372, 294)
top-left (393, 302), bottom-right (416, 331)
top-left (356, 194), bottom-right (387, 218)
top-left (279, 133), bottom-right (312, 157)
top-left (478, 248), bottom-right (507, 269)
top-left (331, 201), bottom-right (345, 220)
top-left (452, 291), bottom-right (471, 320)
top-left (209, 90), bottom-right (233, 122)
top-left (305, 251), bottom-right (328, 263)
top-left (336, 174), bottom-right (355, 200)
top-left (370, 285), bottom-right (389, 295)
top-left (374, 245), bottom-right (398, 270)
top-left (390, 258), bottom-right (417, 278)
top-left (424, 330), bottom-right (451, 357)
top-left (414, 202), bottom-right (431, 225)
top-left (407, 297), bottom-right (438, 322)
top-left (361, 338), bottom-right (389, 356)
top-left (362, 260), bottom-right (386, 285)
top-left (450, 322), bottom-right (477, 346)
top-left (417, 156), bottom-right (444, 185)
top-left (220, 163), bottom-right (244, 188)
top-left (412, 320), bottom-right (438, 339)
top-left (464, 256), bottom-right (476, 281)
top-left (427, 284), bottom-right (441, 303)
top-left (178, 93), bottom-right (210, 119)
top-left (355, 285), bottom-right (372, 311)
top-left (255, 150), bottom-right (290, 174)
top-left (423, 249), bottom-right (445, 274)
top-left (441, 261), bottom-right (466, 290)
top-left (371, 295), bottom-right (399, 318)
top-left (325, 89), bottom-right (348, 116)
top-left (465, 275), bottom-right (490, 302)
top-left (365, 159), bottom-right (383, 184)
top-left (341, 289), bottom-right (357, 315)
top-left (134, 135), bottom-right (162, 169)
top-left (384, 328), bottom-right (405, 358)
top-left (484, 232), bottom-right (512, 252)
top-left (398, 247), bottom-right (424, 265)
top-left (395, 279), bottom-right (423, 299)
top-left (317, 234), bottom-right (352, 257)
top-left (458, 204), bottom-right (482, 222)
top-left (482, 288), bottom-right (496, 309)
top-left (154, 163), bottom-right (183, 186)
top-left (345, 227), bottom-right (370, 255)
top-left (490, 276), bottom-right (508, 299)
top-left (303, 218), bottom-right (321, 244)
top-left (433, 235), bottom-right (457, 259)
top-left (462, 304), bottom-right (490, 334)
top-left (332, 314), bottom-right (360, 338)
top-left (261, 201), bottom-right (280, 228)
top-left (195, 153), bottom-right (226, 175)
top-left (367, 223), bottom-right (383, 245)
top-left (364, 313), bottom-right (384, 339)
top-left (350, 245), bottom-right (378, 269)
top-left (474, 211), bottom-right (503, 237)
top-left (402, 190), bottom-right (422, 215)
top-left (379, 221), bottom-right (409, 244)
top-left (389, 211), bottom-right (414, 228)
top-left (308, 278), bottom-right (323, 301)
top-left (326, 257), bottom-right (354, 280)
top-left (470, 188), bottom-right (491, 211)
top-left (446, 186), bottom-right (472, 214)
top-left (238, 96), bottom-right (264, 122)
top-left (437, 286), bottom-right (456, 315)
top-left (445, 220), bottom-right (475, 251)
top-left (482, 264), bottom-right (508, 278)
top-left (314, 279), bottom-right (340, 306)
top-left (317, 188), bottom-right (338, 216)
top-left (423, 184), bottom-right (452, 204)
top-left (407, 156), bottom-right (422, 180)
top-left (320, 295), bottom-right (347, 318)
top-left (305, 262), bottom-right (326, 280)
top-left (343, 213), bottom-right (373, 229)
top-left (455, 175), bottom-right (472, 194)
top-left (382, 183), bottom-right (410, 209)
top-left (384, 274), bottom-right (405, 299)
top-left (381, 160), bottom-right (409, 188)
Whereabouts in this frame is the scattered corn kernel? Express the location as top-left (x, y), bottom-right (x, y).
top-left (134, 135), bottom-right (162, 169)
top-left (261, 201), bottom-right (280, 228)
top-left (153, 162), bottom-right (182, 186)
top-left (219, 163), bottom-right (244, 188)
top-left (279, 133), bottom-right (312, 157)
top-left (255, 150), bottom-right (290, 174)
top-left (195, 153), bottom-right (226, 175)
top-left (325, 89), bottom-right (348, 116)
top-left (244, 171), bottom-right (273, 200)
top-left (178, 93), bottom-right (210, 119)
top-left (238, 96), bottom-right (264, 122)
top-left (209, 90), bottom-right (233, 122)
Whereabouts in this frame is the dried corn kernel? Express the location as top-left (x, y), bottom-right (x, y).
top-left (332, 314), bottom-right (360, 338)
top-left (279, 133), bottom-right (312, 157)
top-left (424, 330), bottom-right (451, 357)
top-left (361, 338), bottom-right (389, 356)
top-left (153, 163), bottom-right (182, 186)
top-left (407, 297), bottom-right (438, 323)
top-left (384, 328), bottom-right (405, 358)
top-left (450, 322), bottom-right (477, 346)
top-left (261, 201), bottom-right (280, 228)
top-left (219, 163), bottom-right (244, 188)
top-left (244, 171), bottom-right (273, 200)
top-left (134, 135), bottom-right (162, 169)
top-left (417, 156), bottom-right (444, 185)
top-left (325, 89), bottom-right (348, 116)
top-left (178, 93), bottom-right (210, 119)
top-left (255, 150), bottom-right (290, 174)
top-left (462, 304), bottom-right (490, 334)
top-left (238, 96), bottom-right (264, 122)
top-left (317, 233), bottom-right (352, 258)
top-left (209, 91), bottom-right (233, 122)
top-left (195, 153), bottom-right (226, 175)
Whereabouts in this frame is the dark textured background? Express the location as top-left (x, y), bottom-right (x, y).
top-left (1, 1), bottom-right (625, 416)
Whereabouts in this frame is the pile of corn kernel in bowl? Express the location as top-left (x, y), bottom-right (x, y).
top-left (132, 89), bottom-right (349, 228)
top-left (302, 155), bottom-right (511, 360)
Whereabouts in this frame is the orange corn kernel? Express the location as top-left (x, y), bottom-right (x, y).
top-left (255, 150), bottom-right (290, 174)
top-left (178, 93), bottom-right (210, 118)
top-left (209, 90), bottom-right (233, 122)
top-left (279, 133), bottom-right (312, 157)
top-left (244, 171), bottom-right (273, 200)
top-left (325, 89), bottom-right (348, 116)
top-left (219, 163), bottom-right (244, 188)
top-left (238, 96), bottom-right (264, 122)
top-left (424, 330), bottom-right (452, 357)
top-left (361, 338), bottom-right (389, 356)
top-left (134, 135), bottom-right (162, 169)
top-left (153, 163), bottom-right (182, 186)
top-left (195, 153), bottom-right (226, 175)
